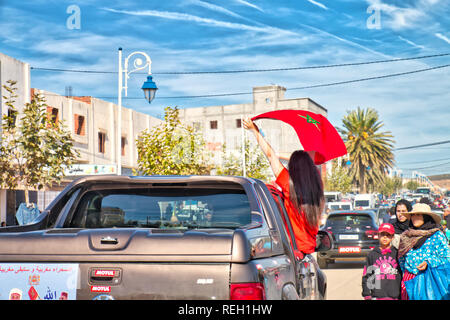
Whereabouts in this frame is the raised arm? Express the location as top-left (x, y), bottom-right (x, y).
top-left (243, 118), bottom-right (284, 177)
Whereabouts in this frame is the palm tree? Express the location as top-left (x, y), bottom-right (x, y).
top-left (339, 107), bottom-right (395, 193)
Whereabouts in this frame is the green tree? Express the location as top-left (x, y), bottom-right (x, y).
top-left (216, 138), bottom-right (271, 181)
top-left (405, 180), bottom-right (419, 191)
top-left (0, 80), bottom-right (79, 204)
top-left (325, 160), bottom-right (353, 194)
top-left (339, 107), bottom-right (395, 193)
top-left (135, 106), bottom-right (212, 175)
top-left (377, 176), bottom-right (403, 196)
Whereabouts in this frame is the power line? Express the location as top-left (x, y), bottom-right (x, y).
top-left (39, 62), bottom-right (450, 100)
top-left (29, 52), bottom-right (450, 75)
top-left (397, 156), bottom-right (450, 165)
top-left (402, 160), bottom-right (450, 171)
top-left (395, 139), bottom-right (450, 151)
top-left (102, 63), bottom-right (450, 100)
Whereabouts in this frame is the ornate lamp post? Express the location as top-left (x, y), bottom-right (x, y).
top-left (117, 48), bottom-right (157, 175)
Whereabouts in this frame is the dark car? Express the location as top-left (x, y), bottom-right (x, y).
top-left (317, 210), bottom-right (379, 268)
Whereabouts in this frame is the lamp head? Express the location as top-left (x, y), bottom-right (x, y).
top-left (141, 75), bottom-right (158, 104)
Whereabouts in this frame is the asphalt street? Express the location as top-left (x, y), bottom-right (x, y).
top-left (321, 259), bottom-right (366, 300)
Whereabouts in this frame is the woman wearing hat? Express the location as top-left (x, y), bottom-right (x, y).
top-left (398, 203), bottom-right (450, 300)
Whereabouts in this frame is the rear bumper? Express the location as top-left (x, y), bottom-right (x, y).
top-left (318, 241), bottom-right (378, 260)
top-left (318, 248), bottom-right (372, 260)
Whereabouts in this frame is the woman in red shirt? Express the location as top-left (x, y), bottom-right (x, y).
top-left (243, 118), bottom-right (324, 254)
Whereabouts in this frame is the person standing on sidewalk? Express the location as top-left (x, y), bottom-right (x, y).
top-left (398, 203), bottom-right (450, 300)
top-left (362, 223), bottom-right (402, 300)
top-left (389, 199), bottom-right (412, 249)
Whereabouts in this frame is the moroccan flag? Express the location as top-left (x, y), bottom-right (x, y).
top-left (252, 110), bottom-right (347, 165)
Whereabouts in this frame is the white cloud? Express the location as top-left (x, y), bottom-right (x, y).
top-left (188, 0), bottom-right (243, 19)
top-left (103, 8), bottom-right (284, 34)
top-left (299, 23), bottom-right (392, 58)
top-left (365, 0), bottom-right (426, 30)
top-left (398, 36), bottom-right (425, 50)
top-left (306, 0), bottom-right (328, 10)
top-left (234, 0), bottom-right (264, 12)
top-left (435, 33), bottom-right (450, 44)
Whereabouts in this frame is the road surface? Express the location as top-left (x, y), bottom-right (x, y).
top-left (321, 259), bottom-right (366, 300)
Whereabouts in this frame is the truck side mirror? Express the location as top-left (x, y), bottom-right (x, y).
top-left (316, 230), bottom-right (333, 252)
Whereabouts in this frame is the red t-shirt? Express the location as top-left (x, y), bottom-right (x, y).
top-left (275, 168), bottom-right (318, 254)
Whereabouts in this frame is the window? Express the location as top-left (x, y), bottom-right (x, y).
top-left (325, 214), bottom-right (375, 228)
top-left (98, 132), bottom-right (106, 153)
top-left (354, 200), bottom-right (370, 207)
top-left (210, 120), bottom-right (218, 130)
top-left (121, 137), bottom-right (126, 156)
top-left (7, 108), bottom-right (17, 127)
top-left (66, 188), bottom-right (252, 229)
top-left (235, 119), bottom-right (241, 128)
top-left (47, 106), bottom-right (59, 124)
top-left (74, 114), bottom-right (85, 136)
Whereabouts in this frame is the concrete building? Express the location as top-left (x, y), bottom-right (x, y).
top-left (0, 52), bottom-right (162, 225)
top-left (1, 51), bottom-right (332, 225)
top-left (34, 89), bottom-right (162, 174)
top-left (0, 53), bottom-right (30, 113)
top-left (178, 85), bottom-right (328, 177)
top-left (0, 53), bottom-right (31, 225)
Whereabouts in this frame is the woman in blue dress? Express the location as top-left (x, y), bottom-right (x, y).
top-left (398, 203), bottom-right (450, 300)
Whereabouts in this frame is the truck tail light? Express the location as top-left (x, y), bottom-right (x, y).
top-left (230, 283), bottom-right (265, 300)
top-left (365, 230), bottom-right (379, 239)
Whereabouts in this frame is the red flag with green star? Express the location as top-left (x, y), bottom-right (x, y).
top-left (252, 109), bottom-right (347, 165)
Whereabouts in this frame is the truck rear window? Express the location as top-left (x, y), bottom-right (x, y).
top-left (325, 214), bottom-right (375, 228)
top-left (67, 188), bottom-right (252, 229)
top-left (354, 200), bottom-right (369, 207)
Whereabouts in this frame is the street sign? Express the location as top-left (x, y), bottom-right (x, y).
top-left (64, 164), bottom-right (117, 176)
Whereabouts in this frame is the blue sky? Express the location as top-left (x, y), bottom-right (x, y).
top-left (1, 0), bottom-right (449, 176)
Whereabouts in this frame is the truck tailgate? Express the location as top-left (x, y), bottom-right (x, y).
top-left (0, 228), bottom-right (247, 300)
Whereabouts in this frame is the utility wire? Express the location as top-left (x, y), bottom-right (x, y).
top-left (402, 160), bottom-right (450, 171)
top-left (128, 63), bottom-right (450, 99)
top-left (397, 156), bottom-right (450, 165)
top-left (30, 52), bottom-right (450, 75)
top-left (38, 63), bottom-right (450, 100)
top-left (395, 139), bottom-right (450, 151)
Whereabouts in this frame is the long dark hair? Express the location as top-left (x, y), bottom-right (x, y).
top-left (288, 150), bottom-right (324, 227)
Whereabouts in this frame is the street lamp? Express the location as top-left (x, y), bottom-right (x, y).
top-left (117, 48), bottom-right (157, 175)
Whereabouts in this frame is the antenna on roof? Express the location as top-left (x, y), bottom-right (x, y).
top-left (65, 86), bottom-right (73, 97)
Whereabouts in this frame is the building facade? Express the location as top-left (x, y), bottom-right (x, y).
top-left (1, 52), bottom-right (332, 225)
top-left (178, 85), bottom-right (328, 178)
top-left (0, 52), bottom-right (162, 224)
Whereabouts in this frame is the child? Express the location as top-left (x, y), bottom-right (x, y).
top-left (362, 223), bottom-right (402, 300)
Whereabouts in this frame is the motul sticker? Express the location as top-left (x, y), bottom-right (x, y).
top-left (338, 246), bottom-right (361, 253)
top-left (91, 286), bottom-right (111, 293)
top-left (94, 270), bottom-right (116, 277)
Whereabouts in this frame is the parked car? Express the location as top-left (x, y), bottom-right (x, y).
top-left (324, 191), bottom-right (342, 203)
top-left (317, 210), bottom-right (379, 269)
top-left (354, 194), bottom-right (378, 210)
top-left (326, 201), bottom-right (353, 211)
top-left (0, 175), bottom-right (331, 300)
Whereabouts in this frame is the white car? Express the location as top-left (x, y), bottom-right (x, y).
top-left (327, 201), bottom-right (353, 211)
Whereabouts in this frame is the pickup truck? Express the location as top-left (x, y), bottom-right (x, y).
top-left (0, 175), bottom-right (331, 300)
